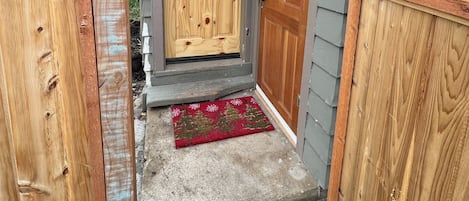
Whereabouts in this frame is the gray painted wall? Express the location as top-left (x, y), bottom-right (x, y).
top-left (301, 0), bottom-right (348, 188)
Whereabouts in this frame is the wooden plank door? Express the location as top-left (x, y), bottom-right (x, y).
top-left (257, 0), bottom-right (309, 133)
top-left (164, 0), bottom-right (241, 58)
top-left (329, 0), bottom-right (469, 200)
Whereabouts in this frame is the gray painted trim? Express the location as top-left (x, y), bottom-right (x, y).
top-left (250, 1), bottom-right (261, 81)
top-left (296, 0), bottom-right (318, 157)
top-left (153, 0), bottom-right (165, 72)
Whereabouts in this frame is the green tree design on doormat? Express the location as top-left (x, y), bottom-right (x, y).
top-left (216, 103), bottom-right (241, 132)
top-left (244, 103), bottom-right (272, 130)
top-left (176, 109), bottom-right (213, 143)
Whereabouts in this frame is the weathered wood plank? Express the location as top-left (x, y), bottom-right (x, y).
top-left (391, 0), bottom-right (469, 27)
top-left (93, 0), bottom-right (137, 200)
top-left (338, 0), bottom-right (469, 200)
top-left (0, 0), bottom-right (93, 200)
top-left (406, 17), bottom-right (469, 201)
top-left (0, 80), bottom-right (20, 201)
top-left (404, 0), bottom-right (469, 20)
top-left (77, 0), bottom-right (106, 200)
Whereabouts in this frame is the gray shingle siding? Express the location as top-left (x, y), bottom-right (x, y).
top-left (318, 0), bottom-right (348, 14)
top-left (303, 141), bottom-right (330, 188)
top-left (315, 8), bottom-right (347, 46)
top-left (302, 0), bottom-right (347, 189)
top-left (310, 64), bottom-right (340, 106)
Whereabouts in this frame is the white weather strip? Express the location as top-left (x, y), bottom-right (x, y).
top-left (256, 84), bottom-right (297, 145)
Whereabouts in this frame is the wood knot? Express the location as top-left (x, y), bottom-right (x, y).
top-left (45, 111), bottom-right (54, 119)
top-left (186, 41), bottom-right (192, 45)
top-left (37, 26), bottom-right (44, 33)
top-left (62, 166), bottom-right (69, 176)
top-left (38, 51), bottom-right (53, 64)
top-left (205, 17), bottom-right (210, 24)
top-left (46, 75), bottom-right (59, 93)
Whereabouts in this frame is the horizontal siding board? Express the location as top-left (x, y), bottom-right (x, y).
top-left (308, 90), bottom-right (337, 134)
top-left (304, 114), bottom-right (334, 164)
top-left (318, 0), bottom-right (348, 14)
top-left (312, 36), bottom-right (343, 77)
top-left (315, 8), bottom-right (347, 46)
top-left (311, 64), bottom-right (340, 106)
top-left (303, 141), bottom-right (330, 188)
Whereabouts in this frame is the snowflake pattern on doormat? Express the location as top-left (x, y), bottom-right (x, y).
top-left (171, 96), bottom-right (275, 148)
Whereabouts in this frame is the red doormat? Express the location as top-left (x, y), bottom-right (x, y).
top-left (171, 96), bottom-right (275, 148)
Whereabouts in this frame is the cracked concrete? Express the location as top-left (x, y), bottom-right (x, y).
top-left (141, 92), bottom-right (320, 201)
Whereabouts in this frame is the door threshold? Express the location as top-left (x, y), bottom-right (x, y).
top-left (255, 85), bottom-right (297, 146)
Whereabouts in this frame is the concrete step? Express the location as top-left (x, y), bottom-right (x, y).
top-left (151, 58), bottom-right (252, 86)
top-left (142, 91), bottom-right (322, 201)
top-left (146, 75), bottom-right (255, 108)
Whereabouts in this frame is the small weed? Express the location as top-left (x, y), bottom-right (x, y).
top-left (129, 0), bottom-right (140, 21)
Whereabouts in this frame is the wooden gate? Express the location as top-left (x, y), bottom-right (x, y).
top-left (0, 0), bottom-right (97, 200)
top-left (164, 0), bottom-right (241, 58)
top-left (329, 0), bottom-right (469, 200)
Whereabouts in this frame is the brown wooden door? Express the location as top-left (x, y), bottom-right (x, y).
top-left (257, 0), bottom-right (309, 133)
top-left (164, 0), bottom-right (241, 58)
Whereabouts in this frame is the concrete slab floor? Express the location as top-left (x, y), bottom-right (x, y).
top-left (141, 91), bottom-right (320, 201)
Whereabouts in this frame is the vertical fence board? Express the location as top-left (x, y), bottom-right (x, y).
top-left (0, 84), bottom-right (20, 201)
top-left (0, 0), bottom-right (93, 200)
top-left (77, 0), bottom-right (107, 200)
top-left (93, 0), bottom-right (137, 200)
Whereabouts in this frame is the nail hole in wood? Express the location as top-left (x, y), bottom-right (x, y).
top-left (37, 26), bottom-right (44, 33)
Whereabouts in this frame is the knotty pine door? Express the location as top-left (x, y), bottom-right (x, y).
top-left (164, 0), bottom-right (241, 58)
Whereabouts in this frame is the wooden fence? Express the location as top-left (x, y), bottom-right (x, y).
top-left (0, 0), bottom-right (135, 200)
top-left (329, 0), bottom-right (469, 200)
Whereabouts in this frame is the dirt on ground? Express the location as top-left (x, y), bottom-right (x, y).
top-left (130, 20), bottom-right (146, 120)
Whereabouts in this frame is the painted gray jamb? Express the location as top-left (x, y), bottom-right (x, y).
top-left (250, 0), bottom-right (261, 80)
top-left (153, 0), bottom-right (165, 72)
top-left (296, 0), bottom-right (318, 158)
